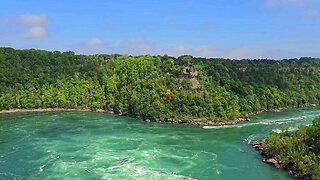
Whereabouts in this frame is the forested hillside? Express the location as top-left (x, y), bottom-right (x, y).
top-left (264, 117), bottom-right (320, 179)
top-left (1, 47), bottom-right (320, 122)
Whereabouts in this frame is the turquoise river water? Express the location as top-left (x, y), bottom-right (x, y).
top-left (0, 108), bottom-right (319, 179)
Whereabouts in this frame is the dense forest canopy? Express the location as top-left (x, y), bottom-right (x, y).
top-left (265, 117), bottom-right (320, 179)
top-left (0, 47), bottom-right (320, 121)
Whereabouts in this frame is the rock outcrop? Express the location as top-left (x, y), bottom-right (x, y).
top-left (250, 140), bottom-right (306, 179)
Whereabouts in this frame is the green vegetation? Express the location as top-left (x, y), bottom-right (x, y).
top-left (265, 117), bottom-right (320, 179)
top-left (0, 47), bottom-right (320, 121)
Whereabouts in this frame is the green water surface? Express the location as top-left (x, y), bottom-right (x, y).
top-left (0, 108), bottom-right (319, 179)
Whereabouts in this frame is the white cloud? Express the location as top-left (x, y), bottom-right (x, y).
top-left (0, 41), bottom-right (11, 46)
top-left (3, 13), bottom-right (49, 39)
top-left (86, 37), bottom-right (102, 47)
top-left (71, 37), bottom-right (294, 59)
top-left (266, 0), bottom-right (320, 6)
top-left (0, 29), bottom-right (17, 35)
top-left (305, 9), bottom-right (320, 16)
top-left (220, 48), bottom-right (266, 59)
top-left (174, 45), bottom-right (266, 59)
top-left (203, 21), bottom-right (216, 30)
top-left (71, 37), bottom-right (105, 54)
top-left (19, 13), bottom-right (48, 25)
top-left (193, 44), bottom-right (216, 57)
top-left (118, 40), bottom-right (192, 57)
top-left (118, 38), bottom-right (155, 55)
top-left (24, 26), bottom-right (46, 39)
top-left (163, 45), bottom-right (189, 57)
top-left (139, 26), bottom-right (153, 32)
top-left (4, 13), bottom-right (48, 25)
top-left (115, 38), bottom-right (267, 59)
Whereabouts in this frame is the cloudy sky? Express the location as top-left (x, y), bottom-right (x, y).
top-left (0, 0), bottom-right (319, 59)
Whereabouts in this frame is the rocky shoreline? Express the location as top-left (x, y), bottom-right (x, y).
top-left (140, 116), bottom-right (249, 126)
top-left (0, 108), bottom-right (106, 114)
top-left (0, 107), bottom-right (262, 126)
top-left (0, 104), bottom-right (317, 127)
top-left (250, 140), bottom-right (309, 179)
top-left (138, 108), bottom-right (286, 126)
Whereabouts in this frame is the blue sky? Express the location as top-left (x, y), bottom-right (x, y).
top-left (0, 0), bottom-right (319, 59)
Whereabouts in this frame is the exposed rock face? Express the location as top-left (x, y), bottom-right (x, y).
top-left (250, 140), bottom-right (276, 165)
top-left (113, 108), bottom-right (122, 115)
top-left (105, 103), bottom-right (111, 112)
top-left (190, 77), bottom-right (201, 89)
top-left (251, 141), bottom-right (266, 153)
top-left (183, 67), bottom-right (198, 78)
top-left (262, 158), bottom-right (280, 168)
top-left (180, 66), bottom-right (202, 89)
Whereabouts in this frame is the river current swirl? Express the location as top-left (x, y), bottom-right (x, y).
top-left (0, 108), bottom-right (319, 179)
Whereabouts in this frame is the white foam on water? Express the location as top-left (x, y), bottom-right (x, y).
top-left (272, 129), bottom-right (282, 133)
top-left (288, 127), bottom-right (299, 131)
top-left (204, 114), bottom-right (311, 129)
top-left (275, 121), bottom-right (288, 125)
top-left (198, 150), bottom-right (218, 160)
top-left (272, 126), bottom-right (300, 133)
top-left (39, 165), bottom-right (45, 172)
top-left (216, 169), bottom-right (221, 175)
top-left (0, 172), bottom-right (22, 179)
top-left (244, 134), bottom-right (257, 143)
top-left (98, 163), bottom-right (196, 180)
top-left (203, 125), bottom-right (241, 129)
top-left (2, 109), bottom-right (319, 179)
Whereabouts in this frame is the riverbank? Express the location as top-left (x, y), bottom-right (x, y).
top-left (0, 104), bottom-right (318, 127)
top-left (0, 108), bottom-right (261, 126)
top-left (0, 107), bottom-right (256, 126)
top-left (250, 140), bottom-right (308, 179)
top-left (196, 104), bottom-right (318, 127)
top-left (0, 108), bottom-right (106, 114)
top-left (139, 107), bottom-right (296, 126)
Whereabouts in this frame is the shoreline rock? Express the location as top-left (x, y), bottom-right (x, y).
top-left (250, 140), bottom-right (304, 179)
top-left (0, 104), bottom-right (318, 127)
top-left (0, 108), bottom-right (104, 114)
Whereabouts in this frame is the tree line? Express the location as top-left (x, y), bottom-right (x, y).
top-left (265, 117), bottom-right (320, 179)
top-left (0, 47), bottom-right (320, 121)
